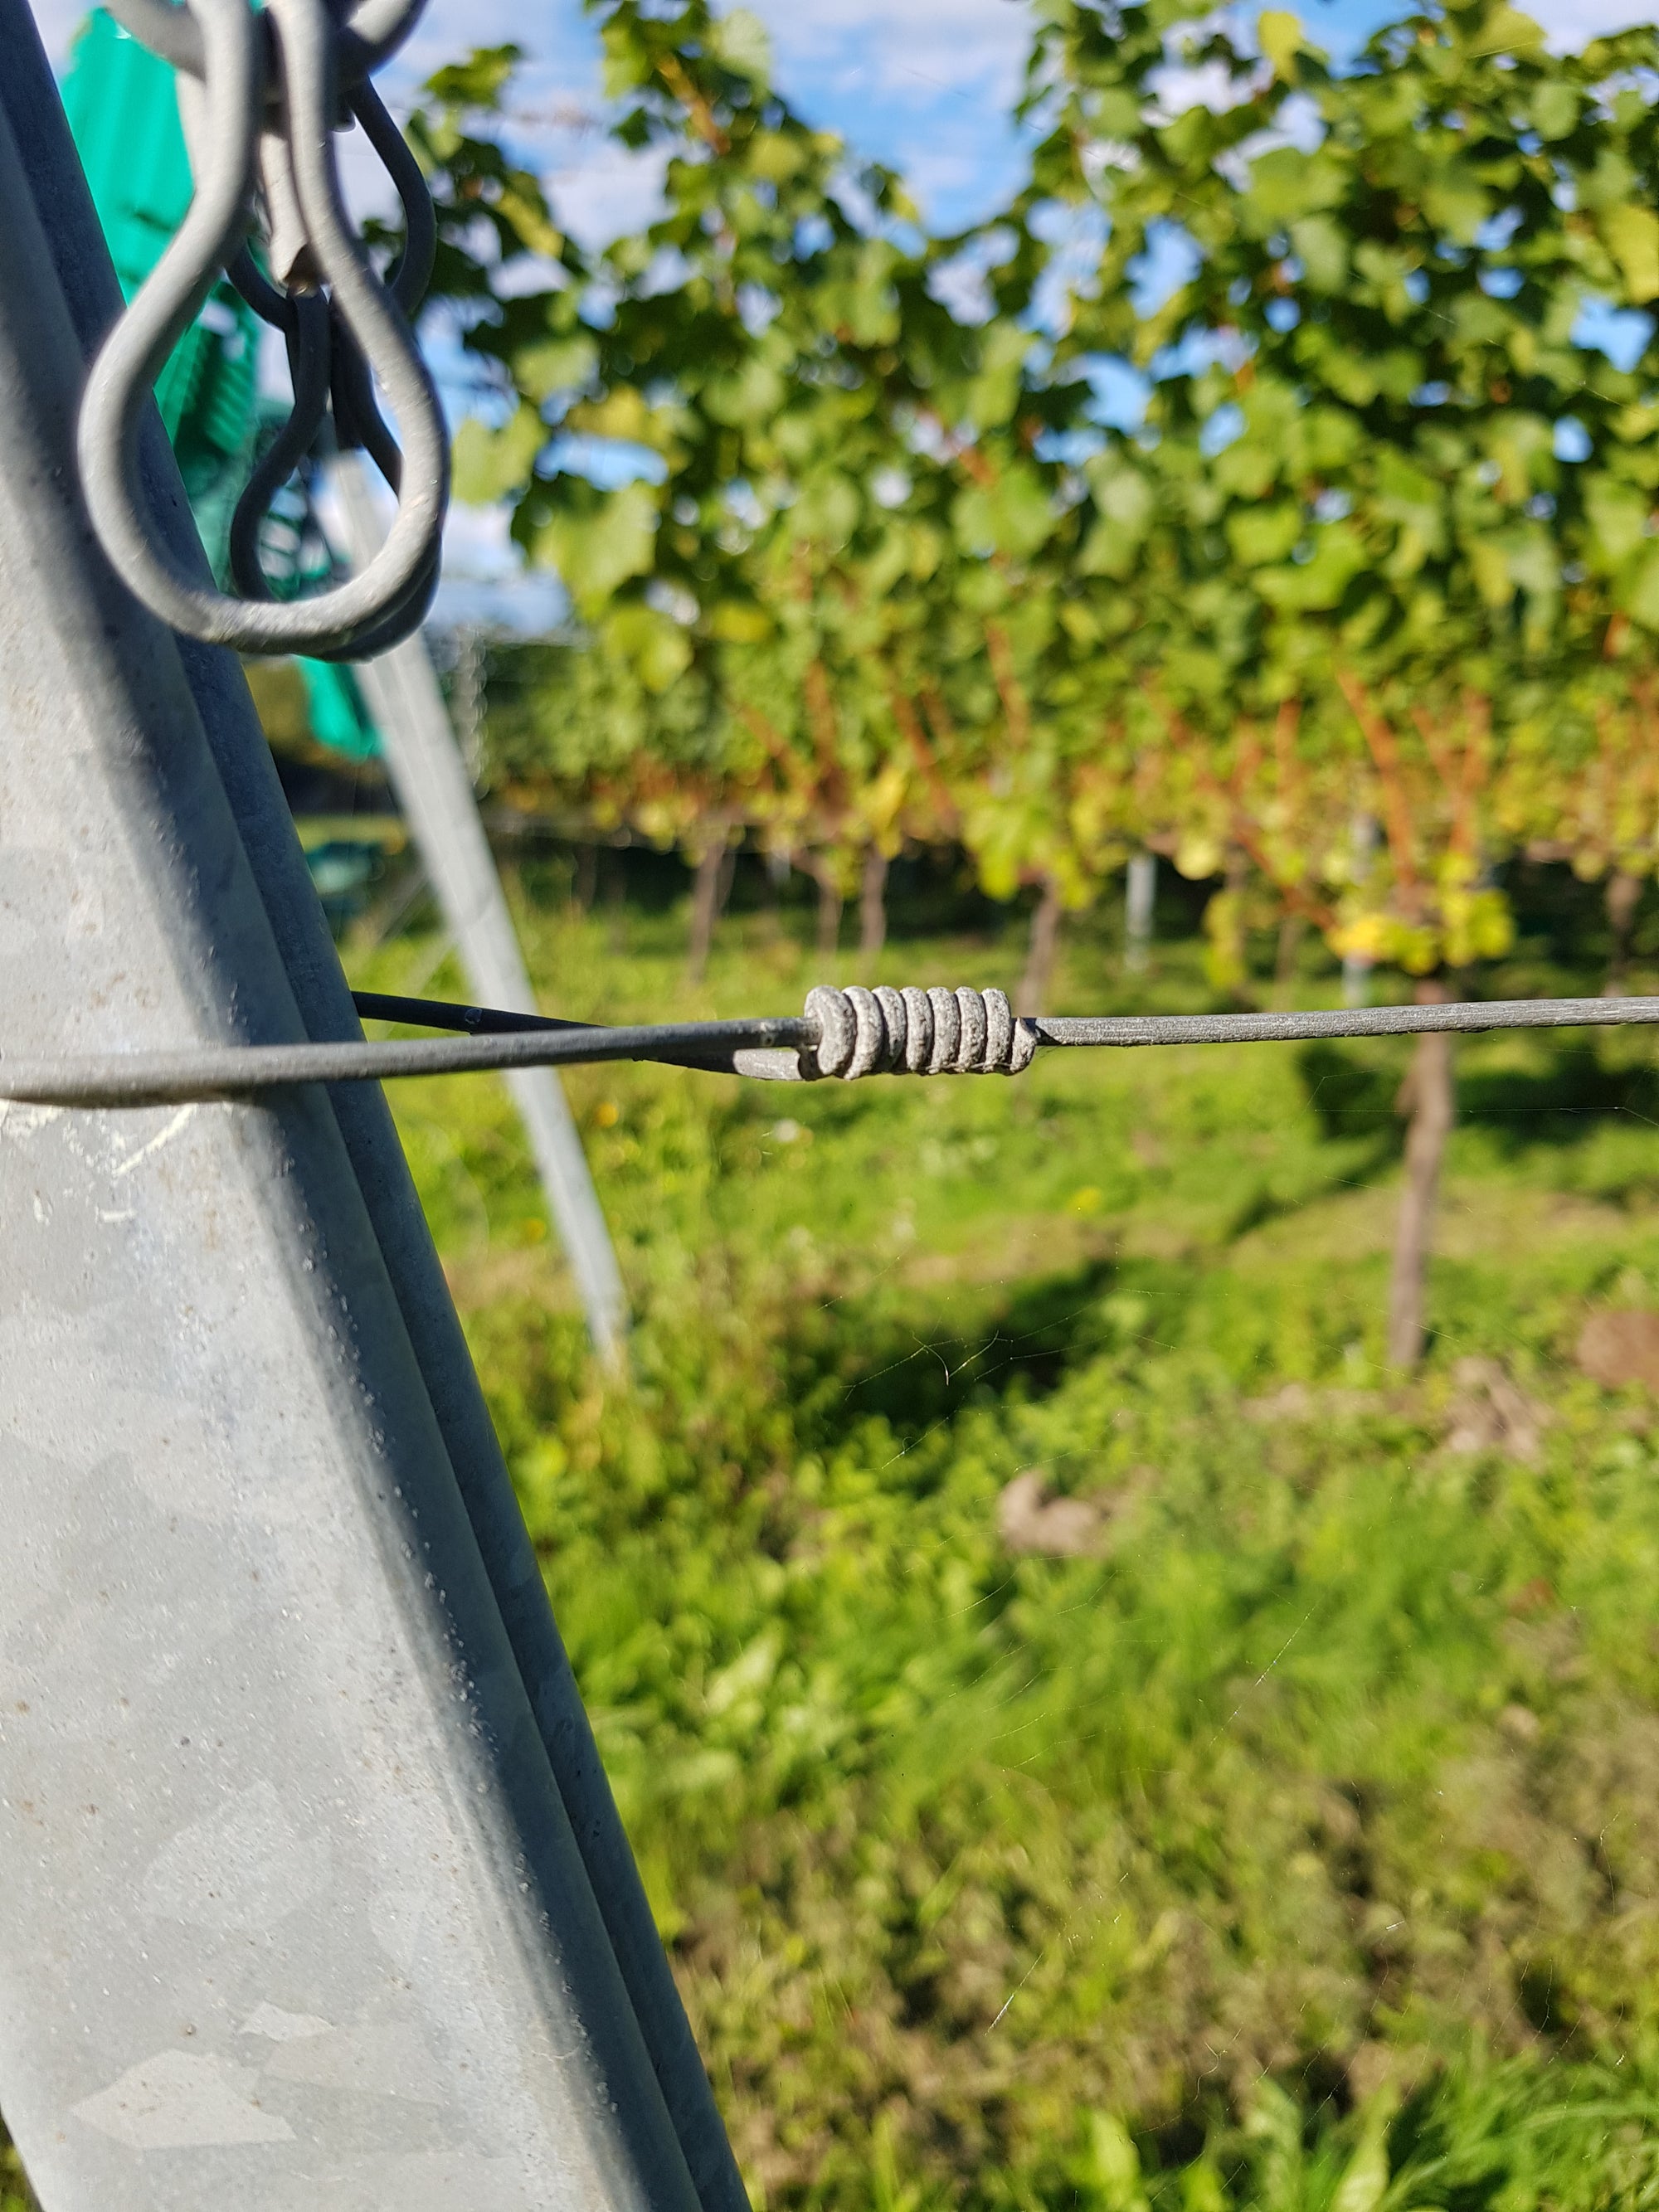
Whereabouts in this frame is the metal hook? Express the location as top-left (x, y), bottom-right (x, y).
top-left (76, 0), bottom-right (446, 658)
top-left (103, 0), bottom-right (427, 89)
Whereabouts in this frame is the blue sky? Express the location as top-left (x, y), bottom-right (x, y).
top-left (36, 0), bottom-right (1659, 240)
top-left (383, 0), bottom-right (1659, 233)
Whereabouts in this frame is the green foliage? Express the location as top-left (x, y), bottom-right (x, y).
top-left (452, 401), bottom-right (546, 505)
top-left (1005, 0), bottom-right (1659, 971)
top-left (0, 2134), bottom-right (30, 2212)
top-left (404, 1), bottom-right (1131, 902)
top-left (343, 877), bottom-right (1659, 2209)
top-left (411, 0), bottom-right (1659, 984)
top-left (1024, 0), bottom-right (1659, 674)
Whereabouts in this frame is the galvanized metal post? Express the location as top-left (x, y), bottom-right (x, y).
top-left (1342, 814), bottom-right (1377, 1009)
top-left (330, 452), bottom-right (630, 1367)
top-left (0, 8), bottom-right (740, 2207)
top-left (1125, 850), bottom-right (1155, 975)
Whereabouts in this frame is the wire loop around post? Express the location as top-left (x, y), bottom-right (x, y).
top-left (78, 0), bottom-right (445, 658)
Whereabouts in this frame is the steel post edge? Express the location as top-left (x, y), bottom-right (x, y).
top-left (0, 16), bottom-right (712, 2210)
top-left (0, 16), bottom-right (747, 2207)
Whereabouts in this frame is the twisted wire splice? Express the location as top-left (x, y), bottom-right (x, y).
top-left (17, 988), bottom-right (1659, 1111)
top-left (801, 986), bottom-right (1037, 1079)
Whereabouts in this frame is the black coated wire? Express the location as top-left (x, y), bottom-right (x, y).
top-left (0, 1017), bottom-right (811, 1109)
top-left (5, 989), bottom-right (1659, 1111)
top-left (353, 991), bottom-right (586, 1034)
top-left (353, 991), bottom-right (780, 1074)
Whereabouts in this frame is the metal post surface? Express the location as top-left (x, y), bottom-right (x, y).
top-left (1125, 851), bottom-right (1155, 975)
top-left (1342, 814), bottom-right (1377, 1009)
top-left (329, 451), bottom-right (630, 1368)
top-left (0, 25), bottom-right (705, 2211)
top-left (0, 21), bottom-right (749, 2206)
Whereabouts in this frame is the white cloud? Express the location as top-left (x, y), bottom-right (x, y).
top-left (745, 0), bottom-right (1034, 225)
top-left (431, 498), bottom-right (567, 634)
top-left (1524, 0), bottom-right (1659, 40)
top-left (750, 0), bottom-right (1029, 104)
top-left (546, 139), bottom-right (669, 252)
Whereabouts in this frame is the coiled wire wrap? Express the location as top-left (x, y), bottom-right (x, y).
top-left (75, 0), bottom-right (447, 657)
top-left (802, 986), bottom-right (1036, 1078)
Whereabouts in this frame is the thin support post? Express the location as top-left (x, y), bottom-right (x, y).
top-left (1125, 850), bottom-right (1155, 975)
top-left (1342, 814), bottom-right (1377, 1009)
top-left (329, 452), bottom-right (629, 1367)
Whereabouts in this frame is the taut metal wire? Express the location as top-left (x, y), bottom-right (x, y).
top-left (6, 987), bottom-right (1659, 1108)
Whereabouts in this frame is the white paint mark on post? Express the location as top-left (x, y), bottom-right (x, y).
top-left (110, 1103), bottom-right (197, 1178)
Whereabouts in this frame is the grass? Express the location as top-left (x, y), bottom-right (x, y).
top-left (9, 857), bottom-right (1659, 2207)
top-left (358, 859), bottom-right (1659, 2206)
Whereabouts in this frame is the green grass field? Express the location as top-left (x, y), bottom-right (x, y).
top-left (10, 860), bottom-right (1659, 2210)
top-left (351, 861), bottom-right (1659, 2208)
